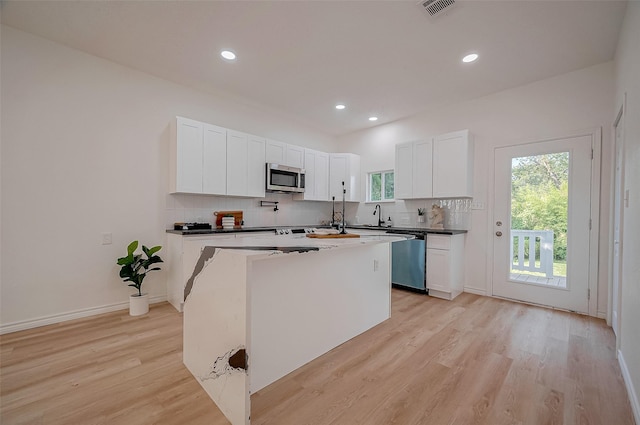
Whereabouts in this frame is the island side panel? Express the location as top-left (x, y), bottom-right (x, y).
top-left (183, 248), bottom-right (250, 425)
top-left (248, 242), bottom-right (391, 393)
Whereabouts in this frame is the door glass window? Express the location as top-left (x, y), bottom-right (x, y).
top-left (510, 152), bottom-right (569, 288)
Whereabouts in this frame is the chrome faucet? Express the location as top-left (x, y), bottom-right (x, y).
top-left (373, 204), bottom-right (384, 227)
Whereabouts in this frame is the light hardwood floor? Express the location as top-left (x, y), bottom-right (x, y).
top-left (1, 290), bottom-right (634, 425)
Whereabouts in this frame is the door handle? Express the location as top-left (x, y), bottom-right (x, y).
top-left (496, 231), bottom-right (503, 237)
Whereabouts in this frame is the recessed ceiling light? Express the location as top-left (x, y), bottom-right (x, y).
top-left (369, 116), bottom-right (378, 122)
top-left (335, 104), bottom-right (346, 110)
top-left (221, 50), bottom-right (237, 61)
top-left (462, 53), bottom-right (478, 63)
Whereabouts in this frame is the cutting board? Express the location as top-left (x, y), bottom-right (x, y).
top-left (306, 233), bottom-right (360, 239)
top-left (214, 210), bottom-right (243, 228)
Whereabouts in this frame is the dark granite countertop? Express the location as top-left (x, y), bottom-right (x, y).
top-left (166, 226), bottom-right (282, 236)
top-left (347, 225), bottom-right (467, 235)
top-left (167, 225), bottom-right (467, 236)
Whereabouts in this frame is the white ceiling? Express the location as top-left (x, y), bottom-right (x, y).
top-left (1, 0), bottom-right (627, 136)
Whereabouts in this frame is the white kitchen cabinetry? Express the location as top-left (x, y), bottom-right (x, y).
top-left (294, 148), bottom-right (329, 201)
top-left (170, 116), bottom-right (227, 195)
top-left (167, 233), bottom-right (236, 312)
top-left (426, 234), bottom-right (465, 300)
top-left (394, 130), bottom-right (473, 199)
top-left (329, 153), bottom-right (361, 202)
top-left (265, 139), bottom-right (304, 169)
top-left (395, 140), bottom-right (433, 199)
top-left (394, 142), bottom-right (413, 199)
top-left (433, 130), bottom-right (474, 198)
top-left (227, 130), bottom-right (266, 197)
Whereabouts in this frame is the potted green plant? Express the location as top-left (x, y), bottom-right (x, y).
top-left (117, 240), bottom-right (163, 316)
top-left (417, 208), bottom-right (426, 223)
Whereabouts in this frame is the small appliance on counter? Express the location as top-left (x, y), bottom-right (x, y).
top-left (174, 222), bottom-right (212, 231)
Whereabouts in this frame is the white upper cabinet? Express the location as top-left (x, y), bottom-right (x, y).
top-left (265, 140), bottom-right (286, 164)
top-left (394, 130), bottom-right (473, 199)
top-left (294, 148), bottom-right (329, 201)
top-left (170, 116), bottom-right (227, 195)
top-left (202, 124), bottom-right (228, 195)
top-left (394, 142), bottom-right (414, 199)
top-left (286, 145), bottom-right (305, 169)
top-left (432, 130), bottom-right (474, 198)
top-left (227, 130), bottom-right (266, 198)
top-left (247, 134), bottom-right (267, 197)
top-left (329, 153), bottom-right (361, 202)
top-left (413, 140), bottom-right (434, 198)
top-left (395, 139), bottom-right (433, 199)
top-left (265, 139), bottom-right (304, 169)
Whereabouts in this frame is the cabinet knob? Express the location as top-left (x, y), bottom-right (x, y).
top-left (495, 231), bottom-right (503, 237)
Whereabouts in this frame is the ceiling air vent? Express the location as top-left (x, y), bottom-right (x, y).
top-left (420, 0), bottom-right (455, 17)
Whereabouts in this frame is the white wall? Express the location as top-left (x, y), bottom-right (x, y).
top-left (338, 61), bottom-right (615, 310)
top-left (0, 26), bottom-right (337, 331)
top-left (613, 2), bottom-right (640, 421)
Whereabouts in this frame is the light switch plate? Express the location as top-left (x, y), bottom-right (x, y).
top-left (102, 232), bottom-right (112, 245)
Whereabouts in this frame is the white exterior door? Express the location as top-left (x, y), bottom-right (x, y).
top-left (492, 134), bottom-right (595, 313)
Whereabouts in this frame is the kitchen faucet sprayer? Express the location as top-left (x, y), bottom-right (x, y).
top-left (373, 204), bottom-right (384, 227)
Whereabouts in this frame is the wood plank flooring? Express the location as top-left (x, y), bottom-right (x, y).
top-left (1, 290), bottom-right (634, 425)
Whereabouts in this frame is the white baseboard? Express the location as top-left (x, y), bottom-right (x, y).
top-left (0, 295), bottom-right (167, 335)
top-left (619, 349), bottom-right (640, 425)
top-left (463, 286), bottom-right (487, 296)
top-left (597, 310), bottom-right (607, 320)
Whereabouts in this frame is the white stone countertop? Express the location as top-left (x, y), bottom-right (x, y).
top-left (197, 232), bottom-right (410, 259)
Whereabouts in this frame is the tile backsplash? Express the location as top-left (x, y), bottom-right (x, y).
top-left (353, 198), bottom-right (472, 230)
top-left (166, 193), bottom-right (333, 229)
top-left (166, 194), bottom-right (471, 230)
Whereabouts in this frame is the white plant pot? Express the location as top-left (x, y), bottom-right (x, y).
top-left (417, 216), bottom-right (426, 223)
top-left (129, 293), bottom-right (149, 316)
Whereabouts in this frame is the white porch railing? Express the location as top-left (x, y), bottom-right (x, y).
top-left (510, 230), bottom-right (554, 278)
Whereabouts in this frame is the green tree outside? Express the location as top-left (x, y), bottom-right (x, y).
top-left (511, 153), bottom-right (569, 262)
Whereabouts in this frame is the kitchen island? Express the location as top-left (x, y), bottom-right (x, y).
top-left (182, 233), bottom-right (406, 425)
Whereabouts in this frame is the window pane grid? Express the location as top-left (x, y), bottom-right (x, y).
top-left (368, 170), bottom-right (394, 202)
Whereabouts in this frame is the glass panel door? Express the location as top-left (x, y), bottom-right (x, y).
top-left (509, 152), bottom-right (568, 289)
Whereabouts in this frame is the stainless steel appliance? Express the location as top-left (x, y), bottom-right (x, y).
top-left (266, 163), bottom-right (305, 193)
top-left (390, 231), bottom-right (427, 292)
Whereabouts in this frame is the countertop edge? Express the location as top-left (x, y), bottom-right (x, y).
top-left (166, 226), bottom-right (468, 236)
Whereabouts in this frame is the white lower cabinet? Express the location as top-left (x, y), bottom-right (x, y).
top-left (167, 233), bottom-right (238, 312)
top-left (426, 234), bottom-right (465, 300)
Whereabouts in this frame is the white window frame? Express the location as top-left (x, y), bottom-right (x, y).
top-left (366, 170), bottom-right (395, 203)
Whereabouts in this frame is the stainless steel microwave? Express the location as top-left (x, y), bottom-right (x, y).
top-left (266, 163), bottom-right (305, 193)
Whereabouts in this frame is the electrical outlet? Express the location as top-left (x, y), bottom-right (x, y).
top-left (102, 232), bottom-right (112, 245)
top-left (373, 259), bottom-right (379, 272)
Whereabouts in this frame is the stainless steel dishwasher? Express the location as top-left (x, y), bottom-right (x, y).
top-left (388, 231), bottom-right (427, 293)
